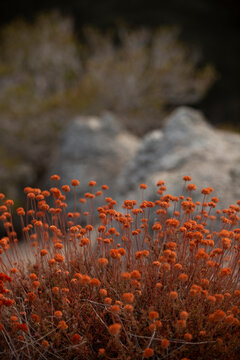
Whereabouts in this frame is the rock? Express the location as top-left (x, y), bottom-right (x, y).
top-left (117, 107), bottom-right (240, 209)
top-left (46, 112), bottom-right (139, 204)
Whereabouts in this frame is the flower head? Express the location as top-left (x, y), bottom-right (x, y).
top-left (108, 323), bottom-right (121, 336)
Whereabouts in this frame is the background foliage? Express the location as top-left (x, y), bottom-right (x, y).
top-left (0, 13), bottom-right (216, 200)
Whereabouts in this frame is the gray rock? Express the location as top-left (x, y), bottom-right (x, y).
top-left (46, 112), bottom-right (139, 202)
top-left (117, 107), bottom-right (240, 209)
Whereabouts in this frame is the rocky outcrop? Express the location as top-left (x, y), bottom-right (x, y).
top-left (46, 112), bottom-right (139, 200)
top-left (45, 107), bottom-right (240, 212)
top-left (116, 107), bottom-right (240, 208)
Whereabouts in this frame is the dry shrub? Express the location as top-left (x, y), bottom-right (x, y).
top-left (0, 176), bottom-right (239, 359)
top-left (82, 26), bottom-right (216, 133)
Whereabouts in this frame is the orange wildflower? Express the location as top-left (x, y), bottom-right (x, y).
top-left (32, 281), bottom-right (40, 288)
top-left (122, 292), bottom-right (134, 303)
top-left (118, 248), bottom-right (126, 256)
top-left (225, 315), bottom-right (235, 324)
top-left (61, 185), bottom-right (70, 192)
top-left (218, 268), bottom-right (231, 277)
top-left (85, 224), bottom-right (93, 231)
top-left (50, 174), bottom-right (60, 181)
top-left (108, 323), bottom-right (121, 336)
top-left (161, 339), bottom-right (170, 349)
top-left (27, 292), bottom-right (37, 301)
top-left (123, 304), bottom-right (134, 313)
top-left (187, 184), bottom-right (197, 191)
top-left (79, 275), bottom-right (90, 285)
top-left (130, 270), bottom-right (141, 279)
top-left (98, 258), bottom-right (109, 266)
top-left (99, 288), bottom-right (107, 297)
top-left (231, 306), bottom-right (239, 315)
top-left (161, 263), bottom-right (171, 271)
top-left (31, 314), bottom-right (40, 323)
top-left (111, 305), bottom-right (121, 314)
top-left (48, 258), bottom-right (56, 266)
top-left (30, 273), bottom-right (38, 281)
top-left (54, 254), bottom-right (64, 263)
top-left (201, 187), bottom-right (213, 195)
top-left (16, 207), bottom-right (25, 216)
top-left (215, 294), bottom-right (224, 302)
top-left (157, 180), bottom-right (165, 186)
top-left (224, 293), bottom-right (231, 298)
top-left (180, 311), bottom-right (189, 320)
top-left (42, 340), bottom-right (49, 348)
top-left (104, 297), bottom-right (112, 305)
top-left (52, 287), bottom-right (59, 294)
top-left (5, 199), bottom-right (14, 207)
top-left (143, 348), bottom-right (154, 358)
top-left (98, 225), bottom-right (106, 232)
top-left (80, 237), bottom-right (90, 246)
top-left (149, 311), bottom-right (159, 320)
top-left (88, 181), bottom-right (96, 187)
top-left (169, 291), bottom-right (178, 300)
top-left (71, 179), bottom-right (80, 187)
top-left (207, 295), bottom-right (216, 303)
top-left (234, 290), bottom-right (240, 297)
top-left (54, 242), bottom-right (63, 249)
top-left (72, 334), bottom-right (82, 344)
top-left (184, 333), bottom-right (192, 341)
top-left (10, 316), bottom-right (18, 322)
top-left (90, 278), bottom-right (100, 287)
top-left (174, 263), bottom-right (183, 270)
top-left (155, 320), bottom-right (162, 328)
top-left (152, 222), bottom-right (162, 231)
top-left (95, 190), bottom-right (102, 196)
top-left (121, 272), bottom-right (131, 280)
top-left (209, 310), bottom-right (226, 322)
top-left (54, 311), bottom-right (63, 318)
top-left (40, 249), bottom-right (48, 256)
top-left (110, 249), bottom-right (121, 259)
top-left (57, 320), bottom-right (68, 330)
top-left (165, 218), bottom-right (179, 228)
top-left (98, 348), bottom-right (105, 355)
top-left (17, 323), bottom-right (28, 333)
top-left (176, 319), bottom-right (186, 329)
top-left (201, 279), bottom-right (209, 288)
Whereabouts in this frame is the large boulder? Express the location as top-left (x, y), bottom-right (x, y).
top-left (117, 107), bottom-right (240, 208)
top-left (46, 112), bottom-right (139, 199)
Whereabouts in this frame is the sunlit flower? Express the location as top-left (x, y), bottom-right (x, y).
top-left (161, 339), bottom-right (170, 349)
top-left (122, 292), bottom-right (134, 303)
top-left (71, 179), bottom-right (80, 186)
top-left (108, 323), bottom-right (121, 336)
top-left (57, 320), bottom-right (68, 330)
top-left (54, 254), bottom-right (64, 263)
top-left (54, 311), bottom-right (63, 319)
top-left (143, 348), bottom-right (154, 358)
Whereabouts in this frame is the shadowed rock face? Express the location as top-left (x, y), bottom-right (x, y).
top-left (116, 107), bottom-right (240, 209)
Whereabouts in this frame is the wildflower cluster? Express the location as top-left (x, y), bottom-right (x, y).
top-left (0, 176), bottom-right (239, 360)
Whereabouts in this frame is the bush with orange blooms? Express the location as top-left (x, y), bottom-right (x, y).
top-left (0, 176), bottom-right (239, 360)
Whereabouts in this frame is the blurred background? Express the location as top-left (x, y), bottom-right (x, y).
top-left (0, 0), bottom-right (239, 205)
